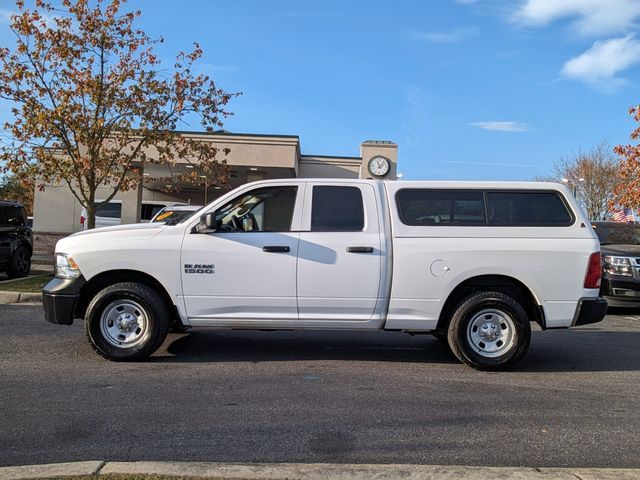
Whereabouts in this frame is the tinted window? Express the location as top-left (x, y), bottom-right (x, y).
top-left (397, 190), bottom-right (486, 225)
top-left (141, 204), bottom-right (166, 221)
top-left (311, 186), bottom-right (364, 231)
top-left (1, 206), bottom-right (26, 226)
top-left (487, 192), bottom-right (572, 226)
top-left (592, 223), bottom-right (640, 245)
top-left (215, 186), bottom-right (297, 232)
top-left (153, 208), bottom-right (203, 225)
top-left (95, 202), bottom-right (122, 219)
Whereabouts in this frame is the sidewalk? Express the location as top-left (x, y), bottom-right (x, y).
top-left (0, 461), bottom-right (639, 480)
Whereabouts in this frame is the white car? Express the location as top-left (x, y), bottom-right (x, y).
top-left (79, 200), bottom-right (187, 230)
top-left (44, 179), bottom-right (606, 370)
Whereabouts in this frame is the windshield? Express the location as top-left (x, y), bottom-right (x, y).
top-left (152, 207), bottom-right (204, 226)
top-left (592, 223), bottom-right (640, 245)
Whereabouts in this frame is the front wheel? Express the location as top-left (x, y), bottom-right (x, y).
top-left (6, 246), bottom-right (31, 278)
top-left (447, 291), bottom-right (531, 371)
top-left (85, 282), bottom-right (170, 361)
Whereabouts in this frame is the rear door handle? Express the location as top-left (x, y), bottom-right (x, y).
top-left (346, 246), bottom-right (374, 254)
top-left (262, 246), bottom-right (290, 253)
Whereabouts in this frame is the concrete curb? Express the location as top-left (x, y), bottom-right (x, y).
top-left (0, 461), bottom-right (103, 480)
top-left (0, 291), bottom-right (42, 304)
top-left (1, 461), bottom-right (640, 480)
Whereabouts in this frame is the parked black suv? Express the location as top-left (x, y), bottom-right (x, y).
top-left (0, 201), bottom-right (32, 278)
top-left (592, 221), bottom-right (640, 307)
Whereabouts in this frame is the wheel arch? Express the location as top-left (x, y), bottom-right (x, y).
top-left (75, 269), bottom-right (181, 325)
top-left (436, 274), bottom-right (545, 331)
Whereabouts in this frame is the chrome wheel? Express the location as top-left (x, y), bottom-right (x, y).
top-left (99, 299), bottom-right (150, 348)
top-left (466, 308), bottom-right (516, 358)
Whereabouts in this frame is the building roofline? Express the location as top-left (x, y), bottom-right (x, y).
top-left (172, 129), bottom-right (300, 140)
top-left (301, 154), bottom-right (362, 160)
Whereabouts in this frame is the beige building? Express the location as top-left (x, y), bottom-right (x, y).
top-left (33, 130), bottom-right (398, 233)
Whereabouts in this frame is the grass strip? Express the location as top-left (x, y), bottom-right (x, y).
top-left (0, 274), bottom-right (53, 292)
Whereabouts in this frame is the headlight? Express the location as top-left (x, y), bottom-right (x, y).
top-left (55, 253), bottom-right (81, 279)
top-left (603, 255), bottom-right (632, 276)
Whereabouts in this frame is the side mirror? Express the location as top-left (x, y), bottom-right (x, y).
top-left (195, 213), bottom-right (216, 233)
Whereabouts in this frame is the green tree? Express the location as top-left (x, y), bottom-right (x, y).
top-left (0, 173), bottom-right (33, 213)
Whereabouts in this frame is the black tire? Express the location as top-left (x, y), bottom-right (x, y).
top-left (447, 291), bottom-right (531, 371)
top-left (6, 245), bottom-right (31, 279)
top-left (85, 282), bottom-right (170, 361)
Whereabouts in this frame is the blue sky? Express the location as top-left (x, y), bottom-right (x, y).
top-left (2, 0), bottom-right (640, 180)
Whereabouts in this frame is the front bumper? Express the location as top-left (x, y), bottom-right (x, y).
top-left (572, 297), bottom-right (608, 326)
top-left (600, 275), bottom-right (640, 307)
top-left (42, 276), bottom-right (85, 325)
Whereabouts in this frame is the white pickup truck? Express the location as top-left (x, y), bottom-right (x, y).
top-left (43, 179), bottom-right (607, 370)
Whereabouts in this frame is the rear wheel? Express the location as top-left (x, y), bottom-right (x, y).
top-left (447, 291), bottom-right (531, 370)
top-left (6, 246), bottom-right (31, 279)
top-left (85, 282), bottom-right (170, 361)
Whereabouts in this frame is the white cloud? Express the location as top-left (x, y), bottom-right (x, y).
top-left (561, 34), bottom-right (640, 89)
top-left (440, 160), bottom-right (542, 168)
top-left (0, 9), bottom-right (13, 24)
top-left (412, 27), bottom-right (479, 43)
top-left (470, 121), bottom-right (530, 132)
top-left (194, 63), bottom-right (238, 75)
top-left (513, 0), bottom-right (640, 37)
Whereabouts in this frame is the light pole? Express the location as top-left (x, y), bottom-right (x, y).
top-left (200, 175), bottom-right (208, 205)
top-left (560, 177), bottom-right (585, 198)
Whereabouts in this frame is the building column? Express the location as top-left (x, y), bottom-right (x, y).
top-left (360, 141), bottom-right (398, 180)
top-left (120, 167), bottom-right (143, 224)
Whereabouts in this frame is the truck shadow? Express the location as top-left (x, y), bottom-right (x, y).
top-left (150, 329), bottom-right (640, 372)
top-left (157, 330), bottom-right (456, 365)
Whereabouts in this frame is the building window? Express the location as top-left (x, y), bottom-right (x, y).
top-left (95, 202), bottom-right (122, 219)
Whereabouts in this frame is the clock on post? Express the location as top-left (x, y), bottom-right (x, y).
top-left (367, 155), bottom-right (391, 178)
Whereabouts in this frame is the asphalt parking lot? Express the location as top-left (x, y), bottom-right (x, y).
top-left (1, 304), bottom-right (639, 468)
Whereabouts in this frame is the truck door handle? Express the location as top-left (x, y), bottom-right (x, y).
top-left (262, 246), bottom-right (290, 253)
top-left (346, 246), bottom-right (374, 254)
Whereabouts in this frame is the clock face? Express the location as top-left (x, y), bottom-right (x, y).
top-left (368, 156), bottom-right (391, 178)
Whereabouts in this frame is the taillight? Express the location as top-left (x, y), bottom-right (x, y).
top-left (584, 252), bottom-right (602, 289)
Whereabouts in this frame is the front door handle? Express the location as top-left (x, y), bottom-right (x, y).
top-left (262, 246), bottom-right (290, 253)
top-left (346, 246), bottom-right (374, 254)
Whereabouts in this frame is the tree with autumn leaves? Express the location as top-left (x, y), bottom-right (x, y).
top-left (0, 0), bottom-right (238, 228)
top-left (612, 105), bottom-right (640, 213)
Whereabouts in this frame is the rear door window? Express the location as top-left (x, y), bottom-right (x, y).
top-left (311, 186), bottom-right (365, 231)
